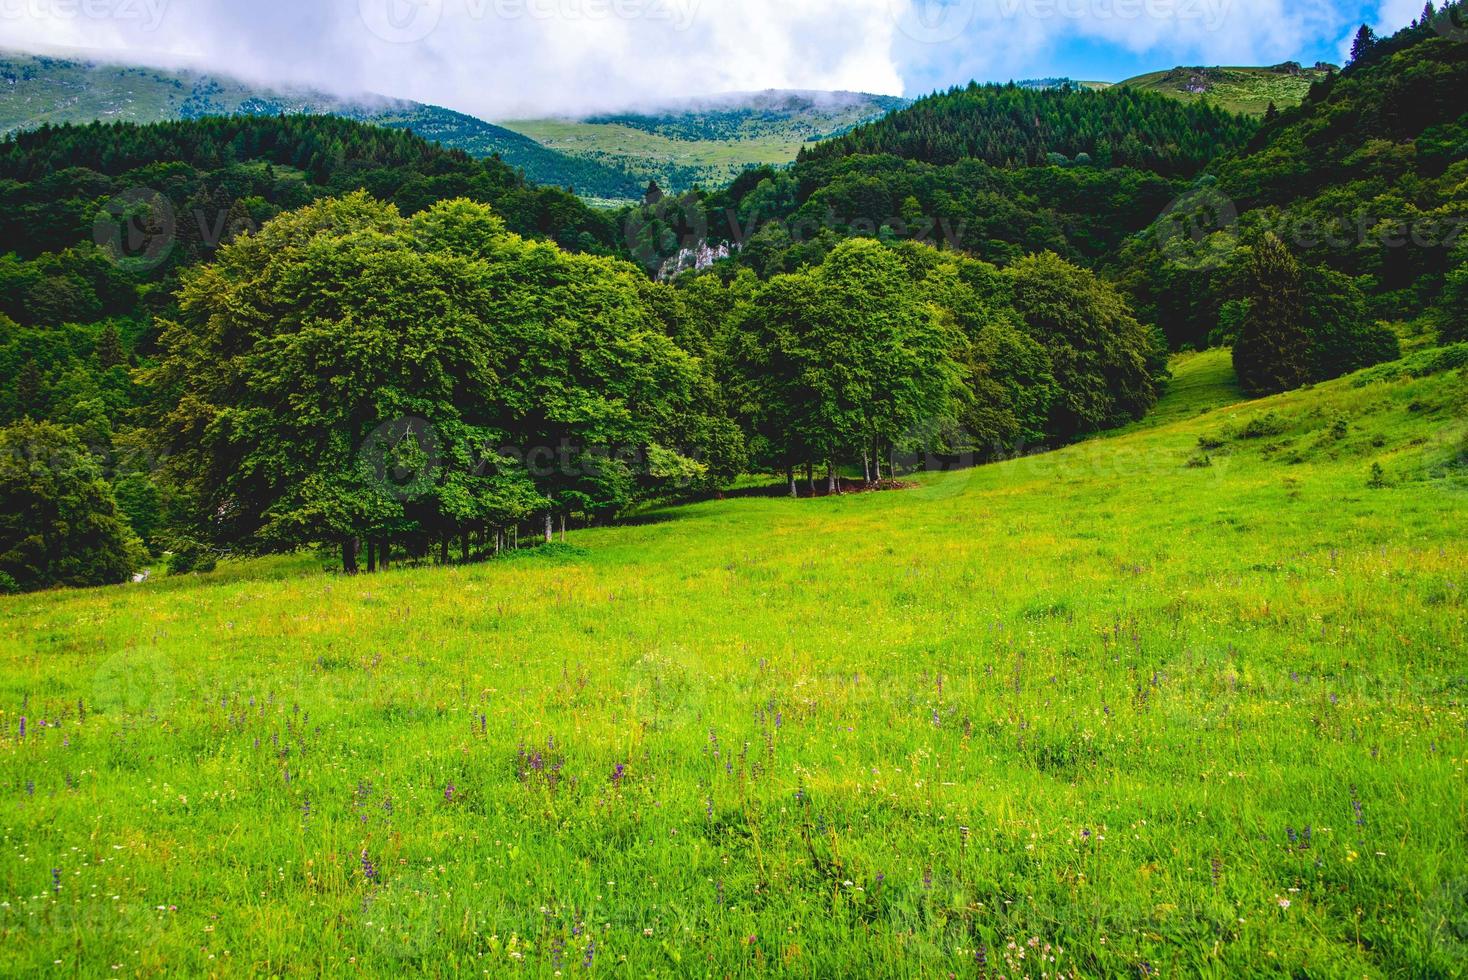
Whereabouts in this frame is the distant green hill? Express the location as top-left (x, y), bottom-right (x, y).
top-left (0, 51), bottom-right (646, 200)
top-left (1116, 62), bottom-right (1337, 116)
top-left (502, 90), bottom-right (908, 192)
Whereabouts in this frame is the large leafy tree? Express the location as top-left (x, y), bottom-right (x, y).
top-left (727, 238), bottom-right (963, 488)
top-left (149, 192), bottom-right (714, 569)
top-left (0, 419), bottom-right (141, 591)
top-left (1006, 252), bottom-right (1164, 436)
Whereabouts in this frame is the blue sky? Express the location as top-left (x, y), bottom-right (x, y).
top-left (0, 0), bottom-right (1431, 116)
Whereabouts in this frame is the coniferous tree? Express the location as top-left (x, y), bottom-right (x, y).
top-left (1350, 25), bottom-right (1377, 64)
top-left (95, 322), bottom-right (126, 369)
top-left (1234, 235), bottom-right (1311, 395)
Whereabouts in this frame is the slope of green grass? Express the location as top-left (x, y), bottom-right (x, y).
top-left (503, 92), bottom-right (905, 193)
top-left (1117, 64), bottom-right (1336, 116)
top-left (2, 351), bottom-right (1465, 975)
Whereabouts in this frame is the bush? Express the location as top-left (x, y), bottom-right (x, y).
top-left (1240, 412), bottom-right (1287, 439)
top-left (168, 540), bottom-right (217, 576)
top-left (0, 570), bottom-right (18, 595)
top-left (0, 419), bottom-right (139, 591)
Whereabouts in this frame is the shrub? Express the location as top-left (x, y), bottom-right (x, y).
top-left (1240, 412), bottom-right (1287, 439)
top-left (168, 540), bottom-right (217, 576)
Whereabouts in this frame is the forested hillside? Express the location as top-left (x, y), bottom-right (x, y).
top-left (1113, 5), bottom-right (1468, 351)
top-left (800, 82), bottom-right (1257, 176)
top-left (0, 52), bottom-right (646, 199)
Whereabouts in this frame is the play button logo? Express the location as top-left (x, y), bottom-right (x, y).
top-left (359, 0), bottom-right (443, 43)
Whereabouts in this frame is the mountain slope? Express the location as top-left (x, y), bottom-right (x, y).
top-left (2, 345), bottom-right (1464, 974)
top-left (1112, 6), bottom-right (1468, 347)
top-left (1116, 62), bottom-right (1338, 116)
top-left (800, 81), bottom-right (1257, 177)
top-left (0, 51), bottom-right (645, 200)
top-left (502, 90), bottom-right (907, 192)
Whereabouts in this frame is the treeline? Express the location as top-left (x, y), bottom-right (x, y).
top-left (800, 83), bottom-right (1257, 177)
top-left (1112, 3), bottom-right (1468, 352)
top-left (624, 154), bottom-right (1185, 284)
top-left (1, 190), bottom-right (1165, 591)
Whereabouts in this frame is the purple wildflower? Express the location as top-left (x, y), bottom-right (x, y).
top-left (444, 782), bottom-right (456, 803)
top-left (611, 763), bottom-right (626, 788)
top-left (52, 868), bottom-right (61, 894)
top-left (583, 939), bottom-right (595, 969)
top-left (359, 849), bottom-right (378, 882)
top-left (1210, 856), bottom-right (1222, 888)
top-left (18, 717), bottom-right (25, 739)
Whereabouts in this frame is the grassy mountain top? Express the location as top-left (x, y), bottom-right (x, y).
top-left (502, 90), bottom-right (906, 192)
top-left (3, 346), bottom-right (1464, 973)
top-left (0, 51), bottom-right (645, 200)
top-left (1116, 62), bottom-right (1337, 115)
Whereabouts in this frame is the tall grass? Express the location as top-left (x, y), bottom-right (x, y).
top-left (2, 350), bottom-right (1465, 975)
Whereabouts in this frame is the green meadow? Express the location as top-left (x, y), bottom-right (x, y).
top-left (2, 349), bottom-right (1465, 976)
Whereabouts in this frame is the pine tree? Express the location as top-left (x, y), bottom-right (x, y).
top-left (1350, 25), bottom-right (1377, 64)
top-left (96, 322), bottom-right (126, 369)
top-left (1234, 234), bottom-right (1311, 395)
top-left (643, 180), bottom-right (664, 206)
top-left (1263, 101), bottom-right (1280, 123)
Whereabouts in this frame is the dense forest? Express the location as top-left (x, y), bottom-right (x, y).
top-left (799, 83), bottom-right (1257, 176)
top-left (1, 3), bottom-right (1464, 593)
top-left (1113, 4), bottom-right (1468, 350)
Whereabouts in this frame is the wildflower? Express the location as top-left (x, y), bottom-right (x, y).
top-left (18, 717), bottom-right (25, 739)
top-left (583, 940), bottom-right (595, 969)
top-left (444, 782), bottom-right (456, 803)
top-left (610, 763), bottom-right (625, 788)
top-left (359, 850), bottom-right (378, 882)
top-left (52, 868), bottom-right (61, 895)
top-left (1277, 897), bottom-right (1290, 909)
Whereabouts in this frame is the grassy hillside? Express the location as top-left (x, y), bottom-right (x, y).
top-left (503, 91), bottom-right (906, 192)
top-left (2, 347), bottom-right (1464, 973)
top-left (1117, 63), bottom-right (1336, 116)
top-left (0, 52), bottom-right (645, 200)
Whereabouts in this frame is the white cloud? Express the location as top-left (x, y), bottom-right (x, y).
top-left (0, 0), bottom-right (905, 117)
top-left (0, 0), bottom-right (1378, 115)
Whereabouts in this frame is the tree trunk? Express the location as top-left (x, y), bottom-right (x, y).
top-left (440, 536), bottom-right (449, 565)
top-left (544, 512), bottom-right (553, 543)
top-left (461, 532), bottom-right (470, 564)
top-left (787, 465), bottom-right (797, 498)
top-left (380, 540), bottom-right (389, 570)
top-left (874, 441), bottom-right (883, 482)
top-left (343, 537), bottom-right (359, 575)
top-left (827, 461), bottom-right (837, 494)
top-left (862, 451), bottom-right (871, 484)
top-left (366, 539), bottom-right (376, 573)
top-left (560, 515), bottom-right (567, 542)
top-left (806, 462), bottom-right (815, 495)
